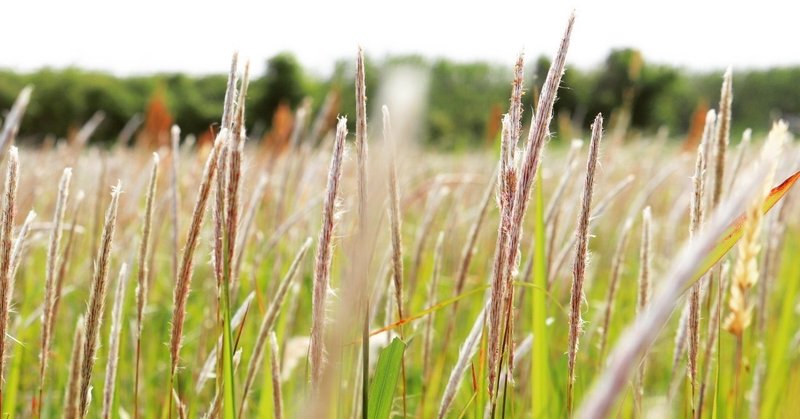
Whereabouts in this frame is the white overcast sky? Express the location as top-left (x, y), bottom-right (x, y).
top-left (3, 0), bottom-right (799, 77)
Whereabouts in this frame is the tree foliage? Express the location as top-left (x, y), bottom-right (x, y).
top-left (2, 50), bottom-right (800, 147)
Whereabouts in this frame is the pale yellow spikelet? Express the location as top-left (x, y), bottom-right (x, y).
top-left (722, 201), bottom-right (760, 337)
top-left (723, 122), bottom-right (785, 337)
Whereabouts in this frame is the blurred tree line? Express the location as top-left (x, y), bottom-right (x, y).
top-left (2, 49), bottom-right (800, 148)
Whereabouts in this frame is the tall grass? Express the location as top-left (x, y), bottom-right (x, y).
top-left (0, 13), bottom-right (798, 419)
top-left (0, 147), bottom-right (19, 411)
top-left (566, 114), bottom-right (603, 414)
top-left (78, 181), bottom-right (122, 417)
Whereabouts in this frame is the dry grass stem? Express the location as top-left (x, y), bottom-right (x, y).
top-left (566, 114), bottom-right (603, 414)
top-left (686, 135), bottom-right (707, 404)
top-left (711, 69), bottom-right (732, 209)
top-left (170, 125), bottom-right (181, 284)
top-left (269, 332), bottom-right (283, 419)
top-left (487, 115), bottom-right (516, 397)
top-left (489, 15), bottom-right (575, 396)
top-left (73, 111), bottom-right (105, 148)
top-left (38, 167), bottom-right (72, 412)
top-left (696, 263), bottom-right (730, 419)
top-left (0, 147), bottom-right (20, 397)
top-left (438, 305), bottom-right (486, 419)
top-left (102, 263), bottom-right (129, 419)
top-left (50, 192), bottom-right (85, 350)
top-left (0, 87), bottom-right (33, 152)
top-left (384, 106), bottom-right (406, 323)
top-left (64, 316), bottom-right (85, 419)
top-left (133, 153), bottom-right (158, 418)
top-left (221, 52), bottom-right (240, 131)
top-left (355, 46), bottom-right (369, 235)
top-left (634, 206), bottom-right (652, 413)
top-left (226, 60), bottom-right (250, 295)
top-left (598, 218), bottom-right (633, 360)
top-left (309, 117), bottom-right (347, 392)
top-left (423, 232), bottom-right (445, 375)
top-left (78, 181), bottom-right (122, 418)
top-left (9, 210), bottom-right (35, 282)
top-left (169, 134), bottom-right (223, 379)
top-left (213, 134), bottom-right (229, 293)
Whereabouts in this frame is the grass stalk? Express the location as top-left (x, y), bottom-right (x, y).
top-left (493, 15), bottom-right (575, 401)
top-left (710, 69), bottom-right (732, 209)
top-left (102, 263), bottom-right (129, 419)
top-left (49, 191), bottom-right (85, 364)
top-left (38, 167), bottom-right (72, 415)
top-left (696, 264), bottom-right (730, 419)
top-left (354, 46), bottom-right (371, 419)
top-left (309, 117), bottom-right (347, 393)
top-left (384, 106), bottom-right (405, 323)
top-left (0, 87), bottom-right (33, 153)
top-left (219, 59), bottom-right (250, 419)
top-left (421, 231), bottom-right (445, 405)
top-left (438, 305), bottom-right (486, 418)
top-left (598, 218), bottom-right (633, 361)
top-left (170, 126), bottom-right (181, 286)
top-left (566, 114), bottom-right (603, 415)
top-left (0, 147), bottom-right (20, 410)
top-left (634, 207), bottom-right (652, 415)
top-left (670, 109), bottom-right (714, 396)
top-left (78, 181), bottom-right (122, 418)
top-left (134, 153), bottom-right (159, 419)
top-left (269, 332), bottom-right (283, 419)
top-left (9, 210), bottom-right (35, 282)
top-left (64, 316), bottom-right (85, 419)
top-left (169, 133), bottom-right (223, 402)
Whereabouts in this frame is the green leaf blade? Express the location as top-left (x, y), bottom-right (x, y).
top-left (368, 338), bottom-right (407, 419)
top-left (532, 171), bottom-right (551, 418)
top-left (690, 170), bottom-right (800, 288)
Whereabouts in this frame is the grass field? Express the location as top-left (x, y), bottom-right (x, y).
top-left (0, 14), bottom-right (799, 419)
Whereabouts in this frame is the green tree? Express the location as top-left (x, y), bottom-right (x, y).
top-left (426, 59), bottom-right (509, 149)
top-left (585, 49), bottom-right (679, 130)
top-left (251, 53), bottom-right (306, 128)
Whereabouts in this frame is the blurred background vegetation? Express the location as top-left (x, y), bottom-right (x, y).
top-left (3, 48), bottom-right (800, 149)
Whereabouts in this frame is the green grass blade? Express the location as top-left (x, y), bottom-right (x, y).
top-left (362, 301), bottom-right (370, 419)
top-left (368, 338), bottom-right (407, 419)
top-left (531, 171), bottom-right (551, 418)
top-left (369, 286), bottom-right (486, 337)
top-left (3, 333), bottom-right (23, 416)
top-left (513, 282), bottom-right (567, 315)
top-left (762, 234), bottom-right (800, 417)
top-left (257, 349), bottom-right (275, 417)
top-left (457, 391), bottom-right (478, 419)
top-left (689, 170), bottom-right (800, 289)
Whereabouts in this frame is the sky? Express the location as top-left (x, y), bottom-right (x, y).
top-left (3, 0), bottom-right (799, 77)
